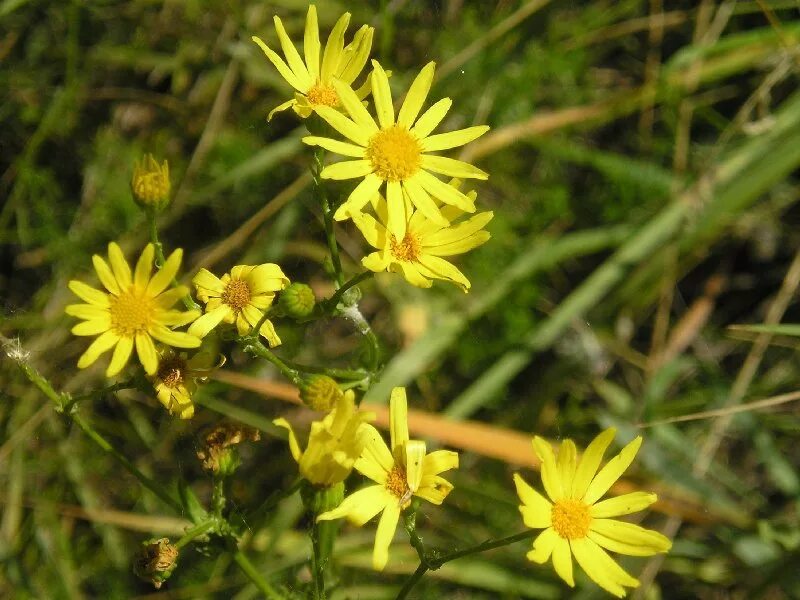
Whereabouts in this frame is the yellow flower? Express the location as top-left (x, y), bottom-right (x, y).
top-left (66, 243), bottom-right (200, 377)
top-left (149, 349), bottom-right (221, 419)
top-left (514, 429), bottom-right (672, 597)
top-left (252, 5), bottom-right (374, 120)
top-left (188, 264), bottom-right (289, 346)
top-left (352, 187), bottom-right (492, 291)
top-left (274, 390), bottom-right (375, 487)
top-left (317, 387), bottom-right (459, 571)
top-left (131, 154), bottom-right (170, 211)
top-left (302, 60), bottom-right (489, 240)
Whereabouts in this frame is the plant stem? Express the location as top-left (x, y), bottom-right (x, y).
top-left (233, 550), bottom-right (284, 600)
top-left (212, 476), bottom-right (225, 519)
top-left (321, 271), bottom-right (374, 313)
top-left (395, 563), bottom-right (428, 600)
top-left (242, 339), bottom-right (301, 385)
top-left (310, 519), bottom-right (326, 600)
top-left (341, 305), bottom-right (381, 374)
top-left (146, 208), bottom-right (200, 310)
top-left (312, 147), bottom-right (344, 287)
top-left (279, 359), bottom-right (368, 381)
top-left (431, 529), bottom-right (536, 566)
top-left (175, 520), bottom-right (215, 549)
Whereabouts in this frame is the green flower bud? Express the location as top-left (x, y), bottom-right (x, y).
top-left (279, 282), bottom-right (316, 318)
top-left (133, 538), bottom-right (178, 589)
top-left (300, 374), bottom-right (342, 412)
top-left (301, 480), bottom-right (345, 514)
top-left (131, 154), bottom-right (171, 212)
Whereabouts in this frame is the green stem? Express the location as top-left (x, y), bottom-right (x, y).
top-left (233, 550), bottom-right (284, 600)
top-left (321, 271), bottom-right (374, 313)
top-left (146, 208), bottom-right (200, 311)
top-left (175, 520), bottom-right (216, 549)
top-left (212, 476), bottom-right (225, 519)
top-left (342, 306), bottom-right (381, 374)
top-left (72, 413), bottom-right (183, 513)
top-left (312, 147), bottom-right (344, 287)
top-left (395, 563), bottom-right (428, 600)
top-left (279, 359), bottom-right (368, 381)
top-left (431, 529), bottom-right (536, 566)
top-left (242, 339), bottom-right (301, 385)
top-left (310, 520), bottom-right (326, 600)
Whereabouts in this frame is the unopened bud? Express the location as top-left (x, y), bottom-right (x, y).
top-left (131, 154), bottom-right (171, 211)
top-left (301, 480), bottom-right (344, 513)
top-left (133, 538), bottom-right (178, 589)
top-left (279, 282), bottom-right (316, 318)
top-left (300, 374), bottom-right (342, 412)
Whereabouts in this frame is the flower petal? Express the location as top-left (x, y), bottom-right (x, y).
top-left (92, 255), bottom-right (120, 294)
top-left (332, 78), bottom-right (378, 134)
top-left (415, 171), bottom-right (475, 212)
top-left (420, 126), bottom-right (489, 153)
top-left (71, 319), bottom-right (111, 336)
top-left (303, 5), bottom-right (320, 80)
top-left (370, 60), bottom-right (394, 129)
top-left (416, 254), bottom-right (471, 291)
top-left (514, 473), bottom-right (553, 529)
top-left (187, 305), bottom-right (230, 339)
top-left (583, 437), bottom-right (642, 505)
top-left (551, 536), bottom-right (574, 587)
top-left (273, 15), bottom-right (311, 90)
top-left (252, 36), bottom-right (306, 92)
top-left (404, 440), bottom-right (426, 493)
top-left (339, 25), bottom-right (373, 84)
top-left (394, 261), bottom-right (432, 288)
top-left (321, 12), bottom-right (350, 83)
top-left (149, 324), bottom-right (201, 349)
top-left (65, 303), bottom-right (108, 320)
top-left (558, 440), bottom-right (578, 498)
top-left (193, 268), bottom-right (224, 295)
top-left (571, 537), bottom-right (635, 598)
top-left (420, 155), bottom-right (488, 180)
top-left (589, 519), bottom-right (672, 555)
top-left (273, 417), bottom-right (303, 462)
top-left (385, 180), bottom-right (407, 241)
top-left (321, 159), bottom-right (374, 180)
top-left (527, 528), bottom-right (558, 564)
top-left (415, 474), bottom-right (454, 505)
top-left (591, 492), bottom-right (658, 518)
top-left (389, 387), bottom-right (409, 453)
top-left (422, 450), bottom-right (459, 477)
top-left (403, 177), bottom-right (447, 226)
top-left (335, 173), bottom-right (384, 221)
top-left (76, 330), bottom-right (119, 369)
top-left (424, 211), bottom-right (493, 247)
top-left (357, 423), bottom-right (394, 478)
top-left (572, 428), bottom-right (616, 500)
top-left (317, 485), bottom-right (390, 526)
top-left (532, 436), bottom-right (565, 502)
top-left (68, 280), bottom-right (109, 307)
top-left (134, 244), bottom-right (154, 290)
top-left (410, 98), bottom-right (452, 139)
top-left (147, 248), bottom-right (183, 297)
top-left (107, 243), bottom-right (132, 289)
top-left (106, 335), bottom-right (133, 377)
top-left (302, 136), bottom-right (366, 158)
top-left (372, 501), bottom-right (400, 571)
top-left (398, 62), bottom-right (435, 128)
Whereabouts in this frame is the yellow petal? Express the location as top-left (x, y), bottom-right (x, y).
top-left (420, 126), bottom-right (490, 153)
top-left (65, 303), bottom-right (108, 320)
top-left (558, 439), bottom-right (578, 498)
top-left (273, 417), bottom-right (303, 462)
top-left (415, 474), bottom-right (454, 505)
top-left (268, 98), bottom-right (298, 121)
top-left (591, 492), bottom-right (658, 518)
top-left (570, 537), bottom-right (638, 598)
top-left (423, 211), bottom-right (493, 247)
top-left (427, 232), bottom-right (491, 257)
top-left (357, 423), bottom-right (394, 476)
top-left (187, 305), bottom-right (230, 338)
top-left (572, 428), bottom-right (616, 500)
top-left (71, 319), bottom-right (110, 336)
top-left (106, 335), bottom-right (133, 377)
top-left (389, 387), bottom-right (409, 453)
top-left (410, 97), bottom-right (452, 139)
top-left (397, 61), bottom-right (435, 129)
top-left (415, 171), bottom-right (475, 212)
top-left (107, 242), bottom-right (132, 289)
top-left (513, 473), bottom-right (553, 529)
top-left (135, 332), bottom-right (158, 375)
top-left (302, 136), bottom-right (366, 158)
top-left (193, 268), bottom-right (224, 294)
top-left (372, 501), bottom-right (400, 571)
top-left (149, 324), bottom-right (201, 349)
top-left (589, 519), bottom-right (672, 554)
top-left (317, 484), bottom-right (390, 525)
top-left (156, 287), bottom-right (192, 309)
top-left (92, 255), bottom-right (120, 294)
top-left (362, 251), bottom-right (392, 273)
top-left (335, 173), bottom-right (384, 221)
top-left (370, 60), bottom-right (395, 129)
top-left (416, 254), bottom-right (471, 292)
top-left (134, 243), bottom-right (154, 290)
top-left (422, 450), bottom-right (459, 476)
top-left (403, 178), bottom-right (447, 226)
top-left (76, 330), bottom-right (118, 369)
top-left (394, 261), bottom-right (432, 288)
top-left (527, 528), bottom-right (558, 564)
top-left (303, 5), bottom-right (320, 80)
top-left (248, 263), bottom-right (289, 293)
top-left (338, 26), bottom-right (373, 84)
top-left (352, 212), bottom-right (387, 250)
top-left (385, 180), bottom-right (406, 241)
top-left (314, 106), bottom-right (370, 146)
top-left (420, 155), bottom-right (488, 180)
top-left (252, 36), bottom-right (306, 92)
top-left (69, 280), bottom-right (109, 307)
top-left (273, 15), bottom-right (311, 90)
top-left (551, 536), bottom-right (574, 587)
top-left (404, 440), bottom-right (426, 493)
top-left (158, 309), bottom-right (200, 326)
top-left (147, 248), bottom-right (183, 297)
top-left (321, 12), bottom-right (351, 82)
top-left (583, 437), bottom-right (642, 505)
top-left (532, 436), bottom-right (565, 502)
top-left (332, 78), bottom-right (378, 134)
top-left (259, 318), bottom-right (282, 347)
top-left (320, 159), bottom-right (374, 180)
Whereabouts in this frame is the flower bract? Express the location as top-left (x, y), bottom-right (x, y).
top-left (66, 243), bottom-right (200, 377)
top-left (515, 429), bottom-right (672, 597)
top-left (317, 387), bottom-right (458, 570)
top-left (352, 186), bottom-right (492, 291)
top-left (252, 5), bottom-right (374, 120)
top-left (274, 390), bottom-right (375, 487)
top-left (188, 264), bottom-right (289, 346)
top-left (303, 60), bottom-right (489, 240)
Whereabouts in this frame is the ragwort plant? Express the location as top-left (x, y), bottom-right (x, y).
top-left (7, 5), bottom-right (671, 598)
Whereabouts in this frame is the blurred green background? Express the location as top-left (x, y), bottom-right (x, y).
top-left (4, 0), bottom-right (800, 597)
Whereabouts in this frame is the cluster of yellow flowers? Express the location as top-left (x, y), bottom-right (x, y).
top-left (63, 5), bottom-right (672, 596)
top-left (254, 5), bottom-right (492, 292)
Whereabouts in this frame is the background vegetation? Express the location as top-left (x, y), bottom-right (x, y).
top-left (3, 0), bottom-right (800, 597)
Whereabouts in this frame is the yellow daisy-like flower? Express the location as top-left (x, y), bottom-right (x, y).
top-left (188, 264), bottom-right (289, 346)
top-left (274, 390), bottom-right (375, 487)
top-left (66, 243), bottom-right (200, 377)
top-left (317, 387), bottom-right (459, 571)
top-left (252, 5), bottom-right (374, 120)
top-left (514, 429), bottom-right (672, 598)
top-left (149, 349), bottom-right (221, 419)
top-left (352, 188), bottom-right (492, 291)
top-left (302, 60), bottom-right (489, 240)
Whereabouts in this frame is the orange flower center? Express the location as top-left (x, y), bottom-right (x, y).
top-left (157, 356), bottom-right (186, 388)
top-left (551, 498), bottom-right (592, 539)
top-left (306, 83), bottom-right (339, 107)
top-left (390, 232), bottom-right (421, 262)
top-left (109, 291), bottom-right (154, 336)
top-left (366, 126), bottom-right (422, 182)
top-left (222, 279), bottom-right (251, 311)
top-left (385, 465), bottom-right (412, 507)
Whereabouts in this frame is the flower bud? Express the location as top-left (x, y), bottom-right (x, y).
top-left (300, 374), bottom-right (342, 412)
top-left (131, 154), bottom-right (171, 211)
top-left (279, 282), bottom-right (316, 318)
top-left (133, 538), bottom-right (178, 589)
top-left (197, 423), bottom-right (260, 476)
top-left (301, 480), bottom-right (345, 513)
